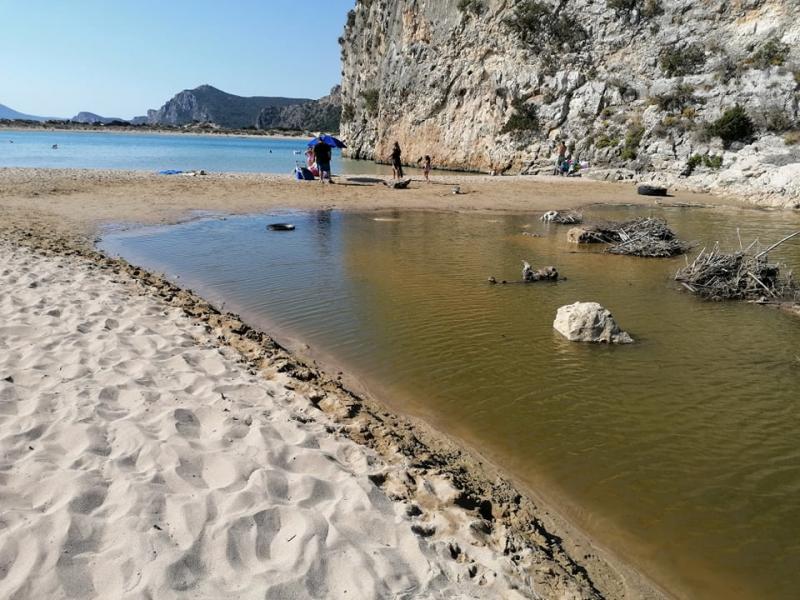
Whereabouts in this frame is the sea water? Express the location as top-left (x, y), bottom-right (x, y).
top-left (100, 206), bottom-right (800, 600)
top-left (0, 129), bottom-right (412, 176)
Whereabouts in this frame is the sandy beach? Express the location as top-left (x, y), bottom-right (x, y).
top-left (0, 166), bottom-right (755, 599)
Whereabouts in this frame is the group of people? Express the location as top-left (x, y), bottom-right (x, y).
top-left (554, 141), bottom-right (583, 176)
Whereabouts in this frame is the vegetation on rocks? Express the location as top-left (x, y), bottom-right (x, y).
top-left (746, 37), bottom-right (791, 69)
top-left (361, 88), bottom-right (380, 115)
top-left (660, 44), bottom-right (706, 77)
top-left (607, 0), bottom-right (663, 18)
top-left (621, 121), bottom-right (645, 160)
top-left (505, 1), bottom-right (587, 52)
top-left (500, 98), bottom-right (540, 135)
top-left (652, 84), bottom-right (698, 113)
top-left (686, 153), bottom-right (723, 175)
top-left (705, 105), bottom-right (756, 148)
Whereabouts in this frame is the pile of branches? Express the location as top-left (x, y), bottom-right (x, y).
top-left (675, 233), bottom-right (800, 301)
top-left (606, 217), bottom-right (692, 257)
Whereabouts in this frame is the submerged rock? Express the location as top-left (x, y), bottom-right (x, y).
top-left (553, 302), bottom-right (633, 344)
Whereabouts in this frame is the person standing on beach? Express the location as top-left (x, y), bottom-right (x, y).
top-left (391, 142), bottom-right (403, 179)
top-left (422, 155), bottom-right (431, 182)
top-left (314, 140), bottom-right (332, 184)
top-left (555, 141), bottom-right (567, 175)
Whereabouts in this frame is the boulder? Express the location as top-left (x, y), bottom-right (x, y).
top-left (553, 302), bottom-right (633, 344)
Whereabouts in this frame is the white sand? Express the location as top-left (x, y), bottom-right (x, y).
top-left (0, 244), bottom-right (532, 599)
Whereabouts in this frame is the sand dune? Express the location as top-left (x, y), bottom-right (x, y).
top-left (0, 244), bottom-right (534, 599)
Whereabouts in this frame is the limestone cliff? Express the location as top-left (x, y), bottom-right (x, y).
top-left (340, 0), bottom-right (800, 204)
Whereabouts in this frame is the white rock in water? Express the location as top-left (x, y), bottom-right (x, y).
top-left (553, 302), bottom-right (633, 344)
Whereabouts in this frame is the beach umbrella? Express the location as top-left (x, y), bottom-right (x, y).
top-left (307, 134), bottom-right (347, 149)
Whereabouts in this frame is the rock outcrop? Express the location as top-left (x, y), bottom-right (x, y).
top-left (70, 112), bottom-right (125, 125)
top-left (256, 85), bottom-right (342, 132)
top-left (553, 302), bottom-right (633, 343)
top-left (340, 0), bottom-right (800, 204)
top-left (144, 85), bottom-right (312, 129)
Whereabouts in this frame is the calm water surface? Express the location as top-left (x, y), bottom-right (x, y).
top-left (100, 206), bottom-right (800, 599)
top-left (0, 129), bottom-right (428, 176)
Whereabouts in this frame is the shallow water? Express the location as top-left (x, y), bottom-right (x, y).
top-left (0, 129), bottom-right (427, 176)
top-left (100, 206), bottom-right (800, 599)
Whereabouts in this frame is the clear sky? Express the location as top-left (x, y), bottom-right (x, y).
top-left (0, 0), bottom-right (355, 119)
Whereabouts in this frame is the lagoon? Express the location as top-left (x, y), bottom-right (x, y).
top-left (100, 205), bottom-right (800, 599)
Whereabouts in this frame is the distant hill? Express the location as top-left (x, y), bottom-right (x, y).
top-left (257, 85), bottom-right (341, 133)
top-left (144, 85), bottom-right (312, 129)
top-left (71, 111), bottom-right (126, 124)
top-left (0, 103), bottom-right (60, 121)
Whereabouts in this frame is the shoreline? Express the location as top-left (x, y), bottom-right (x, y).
top-left (0, 123), bottom-right (312, 141)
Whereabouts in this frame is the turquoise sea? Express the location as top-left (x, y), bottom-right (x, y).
top-left (0, 129), bottom-right (403, 175)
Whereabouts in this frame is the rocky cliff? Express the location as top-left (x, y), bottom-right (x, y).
top-left (145, 85), bottom-right (311, 129)
top-left (256, 85), bottom-right (342, 132)
top-left (340, 0), bottom-right (800, 204)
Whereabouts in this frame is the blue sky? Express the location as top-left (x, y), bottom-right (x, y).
top-left (0, 0), bottom-right (354, 118)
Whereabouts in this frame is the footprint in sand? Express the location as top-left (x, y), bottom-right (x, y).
top-left (174, 408), bottom-right (200, 438)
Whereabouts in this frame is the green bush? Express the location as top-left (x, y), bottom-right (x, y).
top-left (595, 134), bottom-right (620, 149)
top-left (705, 105), bottom-right (755, 148)
top-left (704, 154), bottom-right (723, 169)
top-left (621, 122), bottom-right (645, 160)
top-left (660, 44), bottom-right (706, 77)
top-left (763, 107), bottom-right (793, 132)
top-left (652, 84), bottom-right (697, 113)
top-left (501, 98), bottom-right (540, 134)
top-left (505, 1), bottom-right (587, 52)
top-left (746, 38), bottom-right (790, 69)
top-left (685, 153), bottom-right (723, 175)
top-left (361, 89), bottom-right (380, 115)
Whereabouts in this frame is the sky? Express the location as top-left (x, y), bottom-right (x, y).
top-left (0, 0), bottom-right (355, 119)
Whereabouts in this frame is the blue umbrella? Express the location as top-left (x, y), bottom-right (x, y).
top-left (307, 134), bottom-right (347, 149)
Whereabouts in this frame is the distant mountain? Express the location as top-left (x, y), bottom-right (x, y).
top-left (71, 111), bottom-right (126, 124)
top-left (0, 103), bottom-right (60, 121)
top-left (144, 85), bottom-right (312, 129)
top-left (256, 85), bottom-right (341, 133)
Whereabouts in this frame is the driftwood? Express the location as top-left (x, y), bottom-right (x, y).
top-left (675, 233), bottom-right (800, 301)
top-left (488, 260), bottom-right (559, 284)
top-left (568, 217), bottom-right (691, 257)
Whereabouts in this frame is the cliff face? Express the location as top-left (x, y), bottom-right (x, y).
top-left (340, 0), bottom-right (800, 202)
top-left (256, 85), bottom-right (342, 132)
top-left (146, 85), bottom-right (311, 129)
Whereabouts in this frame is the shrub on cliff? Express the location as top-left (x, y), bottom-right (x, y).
top-left (621, 121), bottom-right (645, 160)
top-left (652, 84), bottom-right (698, 113)
top-left (746, 37), bottom-right (790, 69)
top-left (501, 98), bottom-right (540, 135)
top-left (660, 43), bottom-right (706, 77)
top-left (505, 1), bottom-right (587, 52)
top-left (705, 105), bottom-right (755, 148)
top-left (361, 89), bottom-right (380, 115)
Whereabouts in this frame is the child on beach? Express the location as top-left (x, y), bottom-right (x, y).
top-left (422, 155), bottom-right (431, 182)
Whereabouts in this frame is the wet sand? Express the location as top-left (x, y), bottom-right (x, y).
top-left (0, 167), bottom-right (757, 599)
